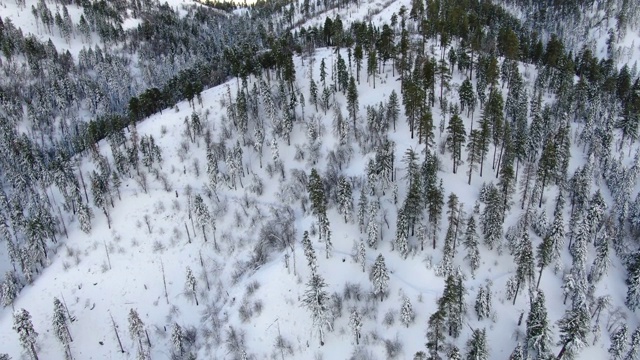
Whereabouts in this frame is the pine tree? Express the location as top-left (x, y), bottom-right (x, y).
top-left (387, 90), bottom-right (400, 131)
top-left (128, 309), bottom-right (147, 359)
top-left (357, 188), bottom-right (368, 233)
top-left (481, 185), bottom-right (504, 250)
top-left (474, 284), bottom-right (491, 320)
top-left (512, 231), bottom-right (534, 305)
top-left (1, 271), bottom-right (18, 309)
top-left (459, 78), bottom-right (476, 117)
top-left (302, 231), bottom-right (317, 275)
top-left (347, 76), bottom-right (359, 137)
top-left (53, 298), bottom-right (72, 360)
top-left (78, 204), bottom-right (93, 234)
top-left (13, 308), bottom-right (38, 360)
top-left (337, 177), bottom-right (353, 223)
top-left (171, 323), bottom-right (184, 356)
top-left (426, 310), bottom-right (446, 358)
top-left (371, 254), bottom-right (389, 301)
top-left (627, 251), bottom-right (640, 311)
top-left (610, 324), bottom-right (629, 360)
top-left (309, 169), bottom-right (327, 225)
top-left (449, 346), bottom-right (462, 360)
top-left (302, 274), bottom-right (331, 346)
top-left (463, 214), bottom-right (480, 276)
top-left (358, 241), bottom-right (366, 273)
top-left (589, 233), bottom-right (610, 284)
top-left (526, 290), bottom-right (552, 359)
top-left (401, 296), bottom-right (415, 327)
top-left (446, 109), bottom-right (466, 174)
top-left (309, 78), bottom-right (318, 112)
top-left (427, 179), bottom-right (445, 249)
top-left (466, 128), bottom-right (487, 184)
top-left (509, 343), bottom-right (525, 360)
top-left (536, 232), bottom-right (553, 289)
top-left (537, 138), bottom-right (557, 207)
top-left (395, 209), bottom-right (410, 258)
top-left (193, 194), bottom-right (211, 243)
top-left (625, 327), bottom-right (640, 360)
top-left (556, 303), bottom-right (590, 360)
top-left (185, 267), bottom-right (198, 306)
top-left (348, 308), bottom-right (362, 345)
top-left (466, 328), bottom-right (488, 360)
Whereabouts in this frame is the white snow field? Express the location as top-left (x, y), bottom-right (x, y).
top-left (0, 0), bottom-right (639, 359)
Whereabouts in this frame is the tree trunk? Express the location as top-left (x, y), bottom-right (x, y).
top-left (556, 342), bottom-right (569, 359)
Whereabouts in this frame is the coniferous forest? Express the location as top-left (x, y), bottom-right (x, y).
top-left (1, 0), bottom-right (640, 358)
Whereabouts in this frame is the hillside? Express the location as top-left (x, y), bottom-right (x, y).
top-left (1, 0), bottom-right (640, 359)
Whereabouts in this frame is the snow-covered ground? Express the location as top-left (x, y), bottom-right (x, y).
top-left (1, 0), bottom-right (639, 358)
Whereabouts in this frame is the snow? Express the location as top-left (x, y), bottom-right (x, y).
top-left (1, 0), bottom-right (640, 358)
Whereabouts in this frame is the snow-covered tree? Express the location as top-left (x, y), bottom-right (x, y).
top-left (556, 303), bottom-right (590, 360)
top-left (302, 274), bottom-right (332, 346)
top-left (474, 284), bottom-right (491, 321)
top-left (302, 231), bottom-right (317, 275)
top-left (171, 323), bottom-right (184, 357)
top-left (337, 177), bottom-right (353, 223)
top-left (370, 254), bottom-right (389, 301)
top-left (626, 251), bottom-right (640, 311)
top-left (400, 296), bottom-right (415, 327)
top-left (185, 267), bottom-right (198, 306)
top-left (609, 324), bottom-right (628, 360)
top-left (193, 195), bottom-right (212, 243)
top-left (357, 189), bottom-right (368, 233)
top-left (348, 308), bottom-right (362, 345)
top-left (395, 209), bottom-right (410, 258)
top-left (466, 328), bottom-right (488, 360)
top-left (77, 204), bottom-right (93, 234)
top-left (426, 310), bottom-right (446, 358)
top-left (526, 290), bottom-right (552, 359)
top-left (625, 327), bottom-right (640, 360)
top-left (357, 240), bottom-right (366, 273)
top-left (128, 308), bottom-right (147, 359)
top-left (463, 214), bottom-right (480, 276)
top-left (13, 308), bottom-right (38, 360)
top-left (52, 298), bottom-right (72, 360)
top-left (1, 271), bottom-right (19, 309)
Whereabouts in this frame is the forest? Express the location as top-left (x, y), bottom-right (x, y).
top-left (1, 0), bottom-right (640, 358)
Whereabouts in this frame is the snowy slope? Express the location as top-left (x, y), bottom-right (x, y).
top-left (1, 0), bottom-right (639, 359)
